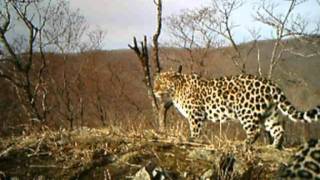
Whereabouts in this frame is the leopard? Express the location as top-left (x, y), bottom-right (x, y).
top-left (153, 70), bottom-right (320, 149)
top-left (278, 139), bottom-right (320, 179)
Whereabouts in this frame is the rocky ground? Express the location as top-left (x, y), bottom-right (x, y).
top-left (0, 127), bottom-right (296, 179)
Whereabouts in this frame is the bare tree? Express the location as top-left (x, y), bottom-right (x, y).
top-left (90, 69), bottom-right (108, 126)
top-left (0, 0), bottom-right (108, 130)
top-left (42, 0), bottom-right (87, 53)
top-left (85, 55), bottom-right (143, 127)
top-left (166, 0), bottom-right (256, 74)
top-left (86, 28), bottom-right (106, 51)
top-left (93, 90), bottom-right (108, 126)
top-left (45, 0), bottom-right (107, 129)
top-left (52, 60), bottom-right (86, 129)
top-left (207, 0), bottom-right (246, 73)
top-left (81, 28), bottom-right (109, 127)
top-left (165, 7), bottom-right (221, 73)
top-left (166, 0), bottom-right (320, 78)
top-left (0, 0), bottom-right (51, 122)
top-left (254, 0), bottom-right (312, 78)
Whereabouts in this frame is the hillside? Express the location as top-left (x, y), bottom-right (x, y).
top-left (1, 39), bottom-right (320, 138)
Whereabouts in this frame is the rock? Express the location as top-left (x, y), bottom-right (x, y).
top-left (133, 165), bottom-right (168, 180)
top-left (133, 167), bottom-right (152, 180)
top-left (152, 167), bottom-right (166, 180)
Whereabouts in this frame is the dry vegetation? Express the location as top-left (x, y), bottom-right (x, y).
top-left (0, 126), bottom-right (297, 179)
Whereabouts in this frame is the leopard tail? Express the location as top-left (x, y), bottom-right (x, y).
top-left (275, 92), bottom-right (320, 123)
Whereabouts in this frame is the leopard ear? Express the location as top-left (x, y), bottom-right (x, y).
top-left (168, 70), bottom-right (181, 81)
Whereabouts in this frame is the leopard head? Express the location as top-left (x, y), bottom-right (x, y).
top-left (153, 71), bottom-right (180, 99)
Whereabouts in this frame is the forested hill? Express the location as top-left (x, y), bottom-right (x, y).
top-left (0, 38), bottom-right (320, 135)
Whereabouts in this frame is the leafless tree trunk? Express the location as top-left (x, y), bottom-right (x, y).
top-left (152, 0), bottom-right (162, 74)
top-left (129, 36), bottom-right (159, 113)
top-left (129, 0), bottom-right (175, 131)
top-left (152, 0), bottom-right (173, 131)
top-left (95, 94), bottom-right (107, 126)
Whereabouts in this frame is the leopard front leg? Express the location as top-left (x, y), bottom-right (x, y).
top-left (241, 117), bottom-right (262, 147)
top-left (188, 110), bottom-right (205, 141)
top-left (188, 118), bottom-right (204, 139)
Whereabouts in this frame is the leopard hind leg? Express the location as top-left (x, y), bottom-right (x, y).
top-left (264, 110), bottom-right (284, 149)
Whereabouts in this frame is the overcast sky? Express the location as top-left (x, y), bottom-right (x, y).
top-left (69, 0), bottom-right (320, 50)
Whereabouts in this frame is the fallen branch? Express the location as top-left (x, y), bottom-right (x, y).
top-left (27, 152), bottom-right (51, 158)
top-left (149, 138), bottom-right (211, 148)
top-left (125, 162), bottom-right (142, 168)
top-left (26, 133), bottom-right (47, 157)
top-left (29, 164), bottom-right (58, 168)
top-left (0, 146), bottom-right (13, 158)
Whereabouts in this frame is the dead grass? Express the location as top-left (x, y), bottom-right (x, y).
top-left (0, 125), bottom-right (300, 179)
